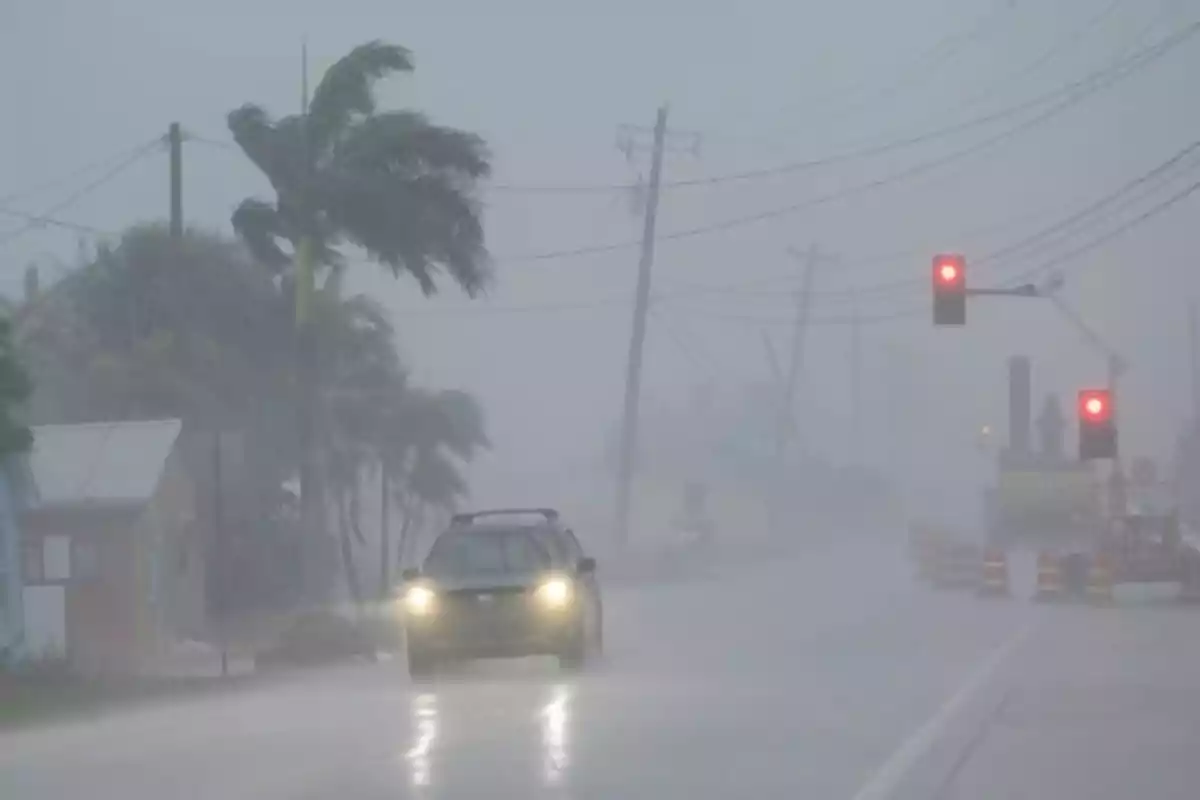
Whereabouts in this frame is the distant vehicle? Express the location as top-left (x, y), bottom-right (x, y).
top-left (396, 508), bottom-right (603, 678)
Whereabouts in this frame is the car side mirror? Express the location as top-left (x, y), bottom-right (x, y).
top-left (577, 556), bottom-right (596, 574)
top-left (400, 568), bottom-right (420, 582)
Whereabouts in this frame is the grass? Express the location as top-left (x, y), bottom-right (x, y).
top-left (0, 672), bottom-right (261, 731)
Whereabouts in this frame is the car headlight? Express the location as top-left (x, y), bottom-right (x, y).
top-left (402, 585), bottom-right (436, 616)
top-left (535, 577), bottom-right (573, 609)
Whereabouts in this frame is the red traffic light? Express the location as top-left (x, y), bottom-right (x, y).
top-left (1078, 389), bottom-right (1112, 423)
top-left (933, 255), bottom-right (965, 288)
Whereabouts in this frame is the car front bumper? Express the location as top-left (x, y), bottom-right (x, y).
top-left (404, 601), bottom-right (583, 660)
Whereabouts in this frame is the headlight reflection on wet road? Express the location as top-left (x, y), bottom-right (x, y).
top-left (540, 683), bottom-right (572, 786)
top-left (405, 692), bottom-right (438, 788)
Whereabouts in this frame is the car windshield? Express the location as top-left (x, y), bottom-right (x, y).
top-left (422, 528), bottom-right (553, 577)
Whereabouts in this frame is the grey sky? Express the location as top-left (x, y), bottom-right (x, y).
top-left (3, 0), bottom-right (1199, 521)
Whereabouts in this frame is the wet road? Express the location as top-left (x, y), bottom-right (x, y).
top-left (3, 537), bottom-right (1199, 799)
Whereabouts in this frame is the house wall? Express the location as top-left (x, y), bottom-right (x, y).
top-left (18, 446), bottom-right (204, 677)
top-left (22, 585), bottom-right (66, 660)
top-left (22, 512), bottom-right (141, 675)
top-left (138, 447), bottom-right (206, 653)
top-left (68, 528), bottom-right (138, 676)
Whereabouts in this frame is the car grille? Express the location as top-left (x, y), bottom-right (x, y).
top-left (441, 588), bottom-right (534, 637)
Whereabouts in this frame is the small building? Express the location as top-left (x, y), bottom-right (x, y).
top-left (19, 419), bottom-right (206, 676)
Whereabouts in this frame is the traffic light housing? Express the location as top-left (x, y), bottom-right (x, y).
top-left (1077, 388), bottom-right (1117, 460)
top-left (932, 254), bottom-right (966, 325)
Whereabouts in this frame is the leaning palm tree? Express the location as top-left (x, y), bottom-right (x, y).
top-left (313, 277), bottom-right (404, 606)
top-left (226, 40), bottom-right (493, 587)
top-left (378, 386), bottom-right (489, 588)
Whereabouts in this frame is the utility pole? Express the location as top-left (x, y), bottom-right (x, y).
top-left (295, 38), bottom-right (322, 596)
top-left (213, 431), bottom-right (228, 677)
top-left (1189, 299), bottom-right (1200, 425)
top-left (612, 106), bottom-right (699, 549)
top-left (769, 246), bottom-right (828, 535)
top-left (380, 463), bottom-right (390, 599)
top-left (774, 246), bottom-right (832, 469)
top-left (850, 286), bottom-right (862, 466)
top-left (168, 122), bottom-right (183, 240)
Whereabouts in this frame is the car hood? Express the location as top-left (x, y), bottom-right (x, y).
top-left (420, 572), bottom-right (547, 592)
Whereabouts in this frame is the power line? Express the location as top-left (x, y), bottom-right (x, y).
top-left (664, 132), bottom-right (1200, 303)
top-left (497, 20), bottom-right (1198, 263)
top-left (1003, 175), bottom-right (1200, 286)
top-left (491, 23), bottom-right (1163, 196)
top-left (505, 12), bottom-right (1196, 193)
top-left (945, 0), bottom-right (1128, 114)
top-left (650, 308), bottom-right (720, 378)
top-left (14, 111), bottom-right (1200, 323)
top-left (24, 121), bottom-right (1198, 322)
top-left (0, 137), bottom-right (165, 207)
top-left (672, 173), bottom-right (1200, 328)
top-left (805, 0), bottom-right (1020, 128)
top-left (0, 209), bottom-right (114, 238)
top-left (185, 18), bottom-right (1195, 200)
top-left (0, 140), bottom-right (164, 247)
top-left (186, 134), bottom-right (238, 153)
top-left (657, 197), bottom-right (1085, 295)
top-left (773, 0), bottom-right (1018, 128)
top-left (392, 294), bottom-right (630, 316)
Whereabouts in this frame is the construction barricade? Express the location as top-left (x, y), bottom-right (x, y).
top-left (978, 549), bottom-right (1010, 597)
top-left (1086, 553), bottom-right (1115, 605)
top-left (931, 541), bottom-right (984, 590)
top-left (1178, 551), bottom-right (1200, 603)
top-left (1034, 551), bottom-right (1064, 602)
top-left (908, 525), bottom-right (942, 583)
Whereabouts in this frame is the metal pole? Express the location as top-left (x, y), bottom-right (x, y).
top-left (774, 246), bottom-right (819, 472)
top-left (295, 38), bottom-right (320, 596)
top-left (379, 462), bottom-right (390, 599)
top-left (1189, 300), bottom-right (1200, 424)
top-left (614, 105), bottom-right (668, 549)
top-left (213, 431), bottom-right (228, 677)
top-left (168, 123), bottom-right (182, 240)
top-left (851, 286), bottom-right (862, 465)
top-left (770, 246), bottom-right (819, 535)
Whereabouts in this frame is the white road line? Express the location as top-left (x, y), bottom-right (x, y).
top-left (849, 620), bottom-right (1036, 800)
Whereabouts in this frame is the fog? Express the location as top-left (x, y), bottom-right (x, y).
top-left (8, 5), bottom-right (1200, 796)
top-left (3, 0), bottom-right (1199, 535)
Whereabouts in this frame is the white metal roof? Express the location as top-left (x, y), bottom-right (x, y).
top-left (28, 419), bottom-right (183, 508)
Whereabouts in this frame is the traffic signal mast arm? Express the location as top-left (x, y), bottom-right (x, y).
top-left (1045, 292), bottom-right (1129, 379)
top-left (966, 284), bottom-right (1040, 297)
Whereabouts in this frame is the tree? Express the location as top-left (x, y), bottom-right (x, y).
top-left (227, 40), bottom-right (493, 587)
top-left (378, 386), bottom-right (489, 585)
top-left (17, 224), bottom-right (293, 428)
top-left (0, 317), bottom-right (33, 458)
top-left (309, 277), bottom-right (490, 601)
top-left (17, 221), bottom-right (491, 610)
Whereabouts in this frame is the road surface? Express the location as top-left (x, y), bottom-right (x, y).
top-left (3, 537), bottom-right (1200, 799)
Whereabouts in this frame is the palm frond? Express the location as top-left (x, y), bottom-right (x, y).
top-left (323, 173), bottom-right (491, 296)
top-left (407, 450), bottom-right (469, 511)
top-left (336, 110), bottom-right (490, 181)
top-left (308, 41), bottom-right (413, 154)
top-left (228, 105), bottom-right (293, 193)
top-left (231, 199), bottom-right (292, 272)
top-left (427, 389), bottom-right (490, 457)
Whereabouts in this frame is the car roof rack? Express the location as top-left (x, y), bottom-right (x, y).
top-left (450, 508), bottom-right (560, 526)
